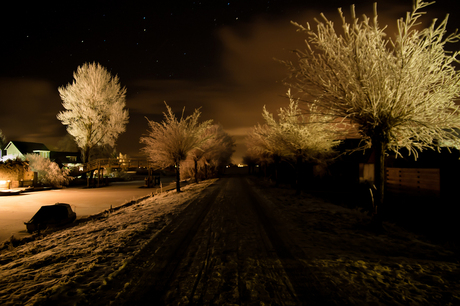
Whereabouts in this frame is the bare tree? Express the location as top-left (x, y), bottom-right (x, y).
top-left (57, 62), bottom-right (129, 163)
top-left (283, 0), bottom-right (460, 220)
top-left (140, 103), bottom-right (212, 192)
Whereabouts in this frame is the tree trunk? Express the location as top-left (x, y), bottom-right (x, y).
top-left (194, 159), bottom-right (199, 183)
top-left (83, 145), bottom-right (93, 187)
top-left (273, 155), bottom-right (280, 186)
top-left (372, 138), bottom-right (386, 228)
top-left (295, 152), bottom-right (303, 195)
top-left (83, 145), bottom-right (91, 163)
top-left (175, 164), bottom-right (181, 192)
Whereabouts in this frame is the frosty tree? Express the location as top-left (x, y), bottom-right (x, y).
top-left (262, 91), bottom-right (340, 192)
top-left (25, 153), bottom-right (72, 187)
top-left (187, 124), bottom-right (235, 182)
top-left (262, 91), bottom-right (339, 163)
top-left (205, 125), bottom-right (235, 175)
top-left (246, 122), bottom-right (283, 181)
top-left (140, 103), bottom-right (212, 192)
top-left (247, 90), bottom-right (339, 191)
top-left (186, 124), bottom-right (233, 183)
top-left (57, 62), bottom-right (129, 163)
top-left (284, 0), bottom-right (460, 218)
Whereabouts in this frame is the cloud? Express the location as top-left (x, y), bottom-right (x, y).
top-left (4, 1), bottom-right (446, 162)
top-left (209, 3), bottom-right (422, 162)
top-left (0, 78), bottom-right (66, 147)
top-left (124, 10), bottom-right (339, 162)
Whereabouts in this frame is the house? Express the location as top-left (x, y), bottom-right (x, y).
top-left (50, 151), bottom-right (83, 169)
top-left (3, 141), bottom-right (83, 168)
top-left (4, 141), bottom-right (50, 159)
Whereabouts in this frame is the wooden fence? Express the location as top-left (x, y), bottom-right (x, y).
top-left (83, 158), bottom-right (152, 172)
top-left (386, 167), bottom-right (440, 197)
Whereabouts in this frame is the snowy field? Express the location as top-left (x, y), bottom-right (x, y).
top-left (0, 178), bottom-right (176, 243)
top-left (255, 182), bottom-right (460, 305)
top-left (0, 176), bottom-right (459, 305)
top-left (0, 179), bottom-right (217, 305)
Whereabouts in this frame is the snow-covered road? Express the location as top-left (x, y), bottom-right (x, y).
top-left (86, 176), bottom-right (338, 305)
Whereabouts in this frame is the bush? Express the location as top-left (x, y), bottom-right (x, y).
top-left (0, 157), bottom-right (29, 181)
top-left (25, 154), bottom-right (72, 187)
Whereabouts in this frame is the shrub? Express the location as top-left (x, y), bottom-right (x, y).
top-left (25, 154), bottom-right (72, 187)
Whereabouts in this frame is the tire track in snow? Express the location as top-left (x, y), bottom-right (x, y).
top-left (245, 177), bottom-right (342, 305)
top-left (96, 176), bottom-right (337, 305)
top-left (93, 179), bottom-right (222, 305)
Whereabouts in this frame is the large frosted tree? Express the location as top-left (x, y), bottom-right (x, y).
top-left (284, 0), bottom-right (460, 219)
top-left (140, 103), bottom-right (212, 192)
top-left (57, 62), bottom-right (129, 163)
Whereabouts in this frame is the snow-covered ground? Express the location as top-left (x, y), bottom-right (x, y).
top-left (0, 176), bottom-right (458, 305)
top-left (0, 179), bottom-right (217, 305)
top-left (0, 178), bottom-right (176, 243)
top-left (255, 182), bottom-right (460, 305)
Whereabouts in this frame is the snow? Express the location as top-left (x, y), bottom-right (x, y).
top-left (255, 184), bottom-right (460, 305)
top-left (1, 176), bottom-right (458, 304)
top-left (0, 179), bottom-right (217, 305)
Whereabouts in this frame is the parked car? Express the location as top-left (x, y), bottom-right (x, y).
top-left (25, 203), bottom-right (76, 233)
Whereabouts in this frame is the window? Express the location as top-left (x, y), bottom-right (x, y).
top-left (67, 156), bottom-right (77, 162)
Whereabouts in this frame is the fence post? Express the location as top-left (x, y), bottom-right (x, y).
top-left (97, 160), bottom-right (101, 188)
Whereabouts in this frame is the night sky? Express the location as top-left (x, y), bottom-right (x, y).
top-left (1, 0), bottom-right (459, 163)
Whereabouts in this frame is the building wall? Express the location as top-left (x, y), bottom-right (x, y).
top-left (5, 144), bottom-right (24, 159)
top-left (0, 161), bottom-right (35, 189)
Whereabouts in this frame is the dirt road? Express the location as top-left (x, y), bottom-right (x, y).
top-left (92, 175), bottom-right (336, 305)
